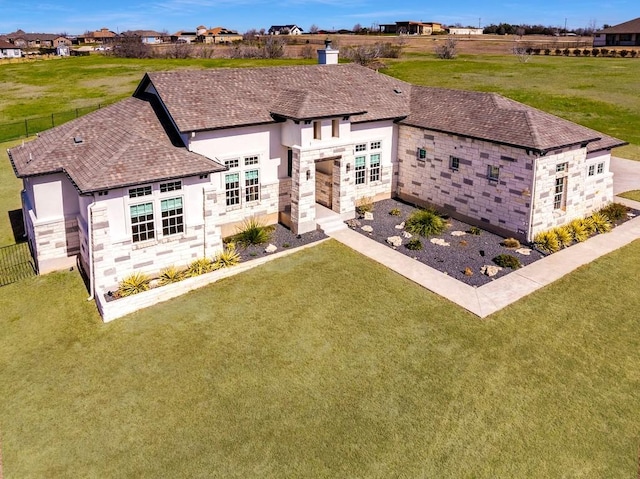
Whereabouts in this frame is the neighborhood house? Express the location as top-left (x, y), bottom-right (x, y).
top-left (593, 17), bottom-right (640, 47)
top-left (8, 43), bottom-right (625, 314)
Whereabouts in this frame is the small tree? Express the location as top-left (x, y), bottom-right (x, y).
top-left (435, 37), bottom-right (458, 59)
top-left (308, 24), bottom-right (319, 34)
top-left (263, 36), bottom-right (285, 58)
top-left (512, 42), bottom-right (532, 63)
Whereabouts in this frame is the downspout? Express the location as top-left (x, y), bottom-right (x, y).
top-left (526, 154), bottom-right (538, 243)
top-left (86, 198), bottom-right (95, 301)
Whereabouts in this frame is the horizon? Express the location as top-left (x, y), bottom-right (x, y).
top-left (1, 0), bottom-right (637, 36)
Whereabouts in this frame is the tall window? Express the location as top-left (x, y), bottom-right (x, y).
top-left (332, 119), bottom-right (339, 138)
top-left (369, 154), bottom-right (380, 182)
top-left (487, 165), bottom-right (500, 181)
top-left (355, 156), bottom-right (366, 185)
top-left (449, 156), bottom-right (460, 171)
top-left (554, 177), bottom-right (567, 210)
top-left (588, 164), bottom-right (595, 176)
top-left (245, 170), bottom-right (260, 202)
top-left (417, 148), bottom-right (427, 161)
top-left (597, 162), bottom-right (604, 174)
top-left (161, 198), bottom-right (184, 236)
top-left (225, 173), bottom-right (240, 206)
top-left (313, 121), bottom-right (321, 140)
top-left (287, 149), bottom-right (293, 178)
top-left (130, 203), bottom-right (155, 242)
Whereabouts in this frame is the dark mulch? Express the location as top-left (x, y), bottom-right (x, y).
top-left (348, 198), bottom-right (545, 287)
top-left (234, 224), bottom-right (327, 262)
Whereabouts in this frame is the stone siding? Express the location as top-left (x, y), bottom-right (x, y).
top-left (397, 125), bottom-right (534, 238)
top-left (27, 207), bottom-right (80, 273)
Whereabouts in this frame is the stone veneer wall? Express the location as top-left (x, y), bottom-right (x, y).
top-left (91, 185), bottom-right (223, 292)
top-left (354, 164), bottom-right (394, 203)
top-left (397, 125), bottom-right (534, 239)
top-left (315, 171), bottom-right (332, 208)
top-left (529, 148), bottom-right (613, 237)
top-left (27, 207), bottom-right (80, 273)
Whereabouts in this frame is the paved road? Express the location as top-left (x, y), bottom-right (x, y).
top-left (611, 156), bottom-right (640, 195)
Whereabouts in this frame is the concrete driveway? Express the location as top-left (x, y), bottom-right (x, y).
top-left (611, 156), bottom-right (640, 195)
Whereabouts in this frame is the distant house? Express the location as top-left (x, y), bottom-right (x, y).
top-left (448, 27), bottom-right (483, 35)
top-left (0, 40), bottom-right (22, 58)
top-left (593, 17), bottom-right (640, 47)
top-left (268, 25), bottom-right (303, 35)
top-left (78, 28), bottom-right (117, 44)
top-left (171, 30), bottom-right (198, 43)
top-left (200, 27), bottom-right (242, 44)
top-left (4, 30), bottom-right (71, 48)
top-left (122, 30), bottom-right (165, 44)
top-left (380, 21), bottom-right (443, 35)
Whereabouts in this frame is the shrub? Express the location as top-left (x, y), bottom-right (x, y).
top-left (555, 48), bottom-right (562, 56)
top-left (493, 254), bottom-right (522, 269)
top-left (573, 48), bottom-right (581, 56)
top-left (554, 226), bottom-right (573, 248)
top-left (118, 271), bottom-right (151, 297)
top-left (158, 266), bottom-right (184, 286)
top-left (464, 267), bottom-right (473, 276)
top-left (582, 216), bottom-right (596, 235)
top-left (589, 212), bottom-right (612, 233)
top-left (186, 258), bottom-right (214, 277)
top-left (598, 202), bottom-right (629, 221)
top-left (356, 196), bottom-right (374, 215)
top-left (631, 50), bottom-right (638, 58)
top-left (534, 230), bottom-right (560, 253)
top-left (406, 238), bottom-right (423, 250)
top-left (501, 237), bottom-right (521, 249)
top-left (582, 49), bottom-right (591, 56)
top-left (600, 48), bottom-right (609, 56)
top-left (214, 243), bottom-right (241, 268)
top-left (468, 226), bottom-right (482, 236)
top-left (620, 49), bottom-right (629, 57)
top-left (405, 209), bottom-right (447, 236)
top-left (562, 48), bottom-right (570, 56)
top-left (591, 48), bottom-right (599, 57)
top-left (389, 208), bottom-right (401, 216)
top-left (544, 49), bottom-right (551, 55)
top-left (233, 217), bottom-right (274, 246)
top-left (568, 219), bottom-right (589, 243)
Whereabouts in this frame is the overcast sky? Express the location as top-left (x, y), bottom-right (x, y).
top-left (0, 0), bottom-right (636, 35)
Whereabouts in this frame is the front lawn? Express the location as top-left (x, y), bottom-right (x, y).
top-left (620, 190), bottom-right (640, 202)
top-left (1, 240), bottom-right (639, 477)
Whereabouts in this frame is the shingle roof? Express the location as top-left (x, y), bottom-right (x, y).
top-left (137, 64), bottom-right (411, 131)
top-left (596, 17), bottom-right (640, 34)
top-left (401, 87), bottom-right (626, 153)
top-left (8, 97), bottom-right (226, 193)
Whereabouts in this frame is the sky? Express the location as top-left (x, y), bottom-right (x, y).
top-left (0, 0), bottom-right (637, 35)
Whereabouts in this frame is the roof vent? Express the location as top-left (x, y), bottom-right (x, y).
top-left (73, 136), bottom-right (84, 144)
top-left (394, 88), bottom-right (402, 94)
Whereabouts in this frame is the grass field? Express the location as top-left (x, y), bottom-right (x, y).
top-left (1, 240), bottom-right (639, 477)
top-left (0, 140), bottom-right (24, 247)
top-left (0, 54), bottom-right (639, 158)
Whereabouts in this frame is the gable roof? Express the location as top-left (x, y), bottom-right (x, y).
top-left (596, 17), bottom-right (640, 34)
top-left (135, 64), bottom-right (411, 131)
top-left (8, 97), bottom-right (226, 193)
top-left (401, 88), bottom-right (625, 153)
top-left (0, 40), bottom-right (21, 49)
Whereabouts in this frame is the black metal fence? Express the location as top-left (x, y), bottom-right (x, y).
top-left (0, 242), bottom-right (35, 287)
top-left (0, 103), bottom-right (104, 143)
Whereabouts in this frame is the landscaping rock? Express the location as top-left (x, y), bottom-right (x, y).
top-left (430, 238), bottom-right (450, 246)
top-left (402, 231), bottom-right (413, 239)
top-left (264, 244), bottom-right (277, 253)
top-left (451, 230), bottom-right (466, 236)
top-left (395, 222), bottom-right (405, 230)
top-left (364, 212), bottom-right (374, 220)
top-left (346, 219), bottom-right (361, 229)
top-left (515, 247), bottom-right (532, 256)
top-left (387, 236), bottom-right (403, 247)
top-left (480, 265), bottom-right (502, 277)
top-left (361, 225), bottom-right (373, 233)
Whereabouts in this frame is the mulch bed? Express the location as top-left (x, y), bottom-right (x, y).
top-left (234, 224), bottom-right (327, 262)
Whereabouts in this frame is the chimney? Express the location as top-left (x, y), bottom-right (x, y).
top-left (317, 38), bottom-right (338, 65)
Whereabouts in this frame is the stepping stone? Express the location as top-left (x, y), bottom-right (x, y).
top-left (364, 212), bottom-right (374, 220)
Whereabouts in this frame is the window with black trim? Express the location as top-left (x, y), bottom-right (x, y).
top-left (313, 121), bottom-right (321, 140)
top-left (129, 185), bottom-right (152, 198)
top-left (588, 164), bottom-right (595, 176)
top-left (130, 202), bottom-right (155, 242)
top-left (417, 148), bottom-right (427, 161)
top-left (245, 170), bottom-right (260, 202)
top-left (355, 156), bottom-right (366, 185)
top-left (225, 173), bottom-right (240, 206)
top-left (369, 154), bottom-right (380, 182)
top-left (554, 177), bottom-right (567, 210)
top-left (355, 143), bottom-right (367, 152)
top-left (160, 180), bottom-right (182, 193)
top-left (161, 197), bottom-right (184, 236)
top-left (244, 155), bottom-right (259, 166)
top-left (449, 156), bottom-right (460, 171)
top-left (597, 162), bottom-right (604, 174)
top-left (370, 141), bottom-right (381, 150)
top-left (225, 158), bottom-right (239, 169)
top-left (487, 165), bottom-right (500, 181)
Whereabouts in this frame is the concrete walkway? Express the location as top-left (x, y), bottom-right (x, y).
top-left (325, 157), bottom-right (640, 318)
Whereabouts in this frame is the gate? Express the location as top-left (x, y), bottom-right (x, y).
top-left (0, 242), bottom-right (36, 286)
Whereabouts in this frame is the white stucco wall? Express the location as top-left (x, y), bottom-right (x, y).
top-left (29, 173), bottom-right (79, 220)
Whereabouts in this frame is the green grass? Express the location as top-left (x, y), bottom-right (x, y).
top-left (619, 190), bottom-right (640, 202)
top-left (0, 140), bottom-right (26, 246)
top-left (1, 240), bottom-right (640, 477)
top-left (384, 54), bottom-right (640, 160)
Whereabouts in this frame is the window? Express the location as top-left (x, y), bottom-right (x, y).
top-left (369, 154), bottom-right (380, 182)
top-left (245, 170), bottom-right (259, 202)
top-left (355, 143), bottom-right (367, 152)
top-left (487, 165), bottom-right (500, 181)
top-left (554, 177), bottom-right (567, 210)
top-left (129, 185), bottom-right (152, 198)
top-left (244, 155), bottom-right (259, 166)
top-left (161, 197), bottom-right (184, 236)
top-left (588, 164), bottom-right (595, 176)
top-left (225, 158), bottom-right (239, 169)
top-left (332, 119), bottom-right (339, 138)
top-left (130, 202), bottom-right (155, 242)
top-left (417, 148), bottom-right (427, 161)
top-left (160, 180), bottom-right (182, 193)
top-left (313, 121), bottom-right (321, 140)
top-left (287, 149), bottom-right (293, 178)
top-left (597, 162), bottom-right (604, 174)
top-left (370, 141), bottom-right (381, 150)
top-left (355, 156), bottom-right (366, 185)
top-left (449, 156), bottom-right (460, 171)
top-left (225, 173), bottom-right (240, 206)
top-left (556, 162), bottom-right (568, 173)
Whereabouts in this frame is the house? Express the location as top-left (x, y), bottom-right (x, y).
top-left (593, 17), bottom-right (640, 47)
top-left (448, 27), bottom-right (484, 35)
top-left (7, 42), bottom-right (625, 313)
top-left (200, 27), bottom-right (242, 44)
top-left (121, 30), bottom-right (165, 44)
top-left (380, 22), bottom-right (443, 35)
top-left (77, 28), bottom-right (117, 44)
top-left (268, 25), bottom-right (303, 35)
top-left (0, 40), bottom-right (23, 58)
top-left (4, 30), bottom-right (71, 48)
top-left (171, 30), bottom-right (198, 43)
